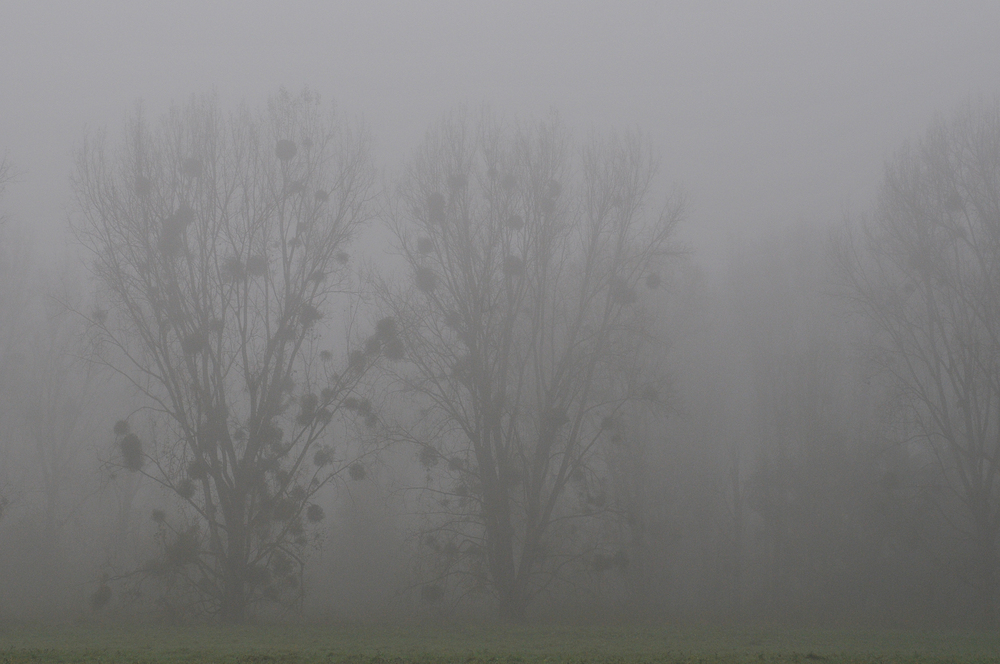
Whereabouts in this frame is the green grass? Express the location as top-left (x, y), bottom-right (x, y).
top-left (0, 622), bottom-right (998, 663)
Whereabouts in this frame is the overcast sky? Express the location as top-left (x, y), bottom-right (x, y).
top-left (2, 1), bottom-right (999, 269)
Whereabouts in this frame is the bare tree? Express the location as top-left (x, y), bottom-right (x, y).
top-left (72, 90), bottom-right (380, 621)
top-left (0, 155), bottom-right (14, 214)
top-left (378, 111), bottom-right (681, 620)
top-left (838, 99), bottom-right (1000, 625)
top-left (0, 158), bottom-right (13, 213)
top-left (24, 294), bottom-right (99, 562)
top-left (0, 155), bottom-right (20, 523)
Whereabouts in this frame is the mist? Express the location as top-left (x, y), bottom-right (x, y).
top-left (1, 1), bottom-right (1000, 628)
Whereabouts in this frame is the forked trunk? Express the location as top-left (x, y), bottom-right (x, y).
top-left (484, 484), bottom-right (530, 622)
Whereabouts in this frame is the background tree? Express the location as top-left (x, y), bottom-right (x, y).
top-left (838, 99), bottom-right (1000, 625)
top-left (72, 90), bottom-right (379, 621)
top-left (0, 155), bottom-right (21, 525)
top-left (378, 111), bottom-right (681, 621)
top-left (0, 264), bottom-right (123, 617)
top-left (0, 157), bottom-right (14, 221)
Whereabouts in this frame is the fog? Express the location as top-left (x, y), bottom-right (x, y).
top-left (1, 1), bottom-right (1000, 626)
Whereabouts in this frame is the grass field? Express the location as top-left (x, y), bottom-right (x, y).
top-left (0, 622), bottom-right (998, 663)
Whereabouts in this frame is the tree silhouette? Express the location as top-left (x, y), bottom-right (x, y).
top-left (73, 90), bottom-right (379, 621)
top-left (378, 111), bottom-right (681, 620)
top-left (839, 100), bottom-right (1000, 625)
top-left (0, 155), bottom-right (20, 524)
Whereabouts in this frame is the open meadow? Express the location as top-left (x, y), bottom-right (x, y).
top-left (1, 622), bottom-right (998, 664)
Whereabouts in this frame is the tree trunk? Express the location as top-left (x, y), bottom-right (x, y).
top-left (498, 589), bottom-right (528, 623)
top-left (484, 480), bottom-right (530, 622)
top-left (220, 495), bottom-right (248, 622)
top-left (730, 451), bottom-right (744, 620)
top-left (974, 505), bottom-right (998, 627)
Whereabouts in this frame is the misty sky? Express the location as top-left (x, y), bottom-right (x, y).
top-left (3, 1), bottom-right (999, 268)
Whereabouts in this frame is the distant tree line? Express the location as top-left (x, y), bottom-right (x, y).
top-left (0, 91), bottom-right (997, 627)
